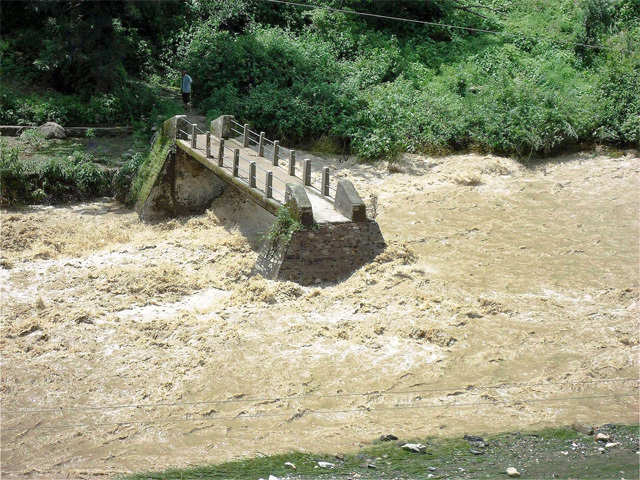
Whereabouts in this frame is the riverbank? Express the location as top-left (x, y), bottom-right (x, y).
top-left (126, 424), bottom-right (639, 480)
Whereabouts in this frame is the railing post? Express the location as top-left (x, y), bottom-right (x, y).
top-left (258, 132), bottom-right (265, 157)
top-left (266, 171), bottom-right (273, 199)
top-left (273, 140), bottom-right (279, 166)
top-left (206, 132), bottom-right (211, 158)
top-left (233, 149), bottom-right (240, 177)
top-left (191, 124), bottom-right (197, 148)
top-left (243, 123), bottom-right (249, 148)
top-left (289, 150), bottom-right (296, 176)
top-left (303, 158), bottom-right (311, 186)
top-left (322, 166), bottom-right (330, 196)
top-left (249, 162), bottom-right (257, 188)
top-left (218, 139), bottom-right (225, 167)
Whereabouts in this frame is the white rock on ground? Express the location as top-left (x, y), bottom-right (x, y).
top-left (38, 122), bottom-right (66, 139)
top-left (401, 443), bottom-right (427, 453)
top-left (595, 433), bottom-right (610, 441)
top-left (605, 442), bottom-right (620, 448)
top-left (317, 461), bottom-right (335, 468)
top-left (284, 461), bottom-right (296, 469)
top-left (506, 467), bottom-right (521, 477)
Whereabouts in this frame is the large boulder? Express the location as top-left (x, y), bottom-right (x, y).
top-left (38, 122), bottom-right (66, 139)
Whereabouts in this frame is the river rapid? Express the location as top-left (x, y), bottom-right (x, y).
top-left (1, 149), bottom-right (638, 477)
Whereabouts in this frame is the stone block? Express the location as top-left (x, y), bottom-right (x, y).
top-left (285, 183), bottom-right (314, 227)
top-left (211, 115), bottom-right (235, 139)
top-left (335, 179), bottom-right (367, 222)
top-left (162, 115), bottom-right (186, 139)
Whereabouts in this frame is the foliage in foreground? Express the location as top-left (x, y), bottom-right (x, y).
top-left (0, 139), bottom-right (112, 206)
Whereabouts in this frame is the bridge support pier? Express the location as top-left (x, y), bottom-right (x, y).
top-left (138, 146), bottom-right (226, 221)
top-left (255, 219), bottom-right (386, 284)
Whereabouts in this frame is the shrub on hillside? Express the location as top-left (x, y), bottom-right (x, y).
top-left (0, 142), bottom-right (112, 206)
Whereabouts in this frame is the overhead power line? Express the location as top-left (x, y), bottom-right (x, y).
top-left (3, 377), bottom-right (637, 414)
top-left (258, 0), bottom-right (614, 51)
top-left (3, 392), bottom-right (636, 432)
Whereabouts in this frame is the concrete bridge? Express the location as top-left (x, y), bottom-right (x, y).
top-left (135, 115), bottom-right (385, 283)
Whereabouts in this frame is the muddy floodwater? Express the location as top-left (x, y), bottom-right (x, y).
top-left (1, 150), bottom-right (638, 477)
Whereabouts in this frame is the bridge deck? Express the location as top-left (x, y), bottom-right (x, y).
top-left (177, 133), bottom-right (349, 224)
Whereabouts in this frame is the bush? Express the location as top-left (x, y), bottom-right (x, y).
top-left (0, 140), bottom-right (32, 205)
top-left (19, 128), bottom-right (48, 150)
top-left (0, 142), bottom-right (112, 206)
top-left (187, 2), bottom-right (639, 160)
top-left (264, 204), bottom-right (303, 254)
top-left (0, 81), bottom-right (179, 127)
top-left (112, 152), bottom-right (145, 204)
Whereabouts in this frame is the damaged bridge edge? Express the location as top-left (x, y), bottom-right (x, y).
top-left (256, 180), bottom-right (386, 284)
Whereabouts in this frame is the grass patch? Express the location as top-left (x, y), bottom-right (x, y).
top-left (124, 424), bottom-right (640, 480)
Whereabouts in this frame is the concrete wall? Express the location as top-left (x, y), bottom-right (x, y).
top-left (256, 220), bottom-right (386, 284)
top-left (139, 147), bottom-right (226, 221)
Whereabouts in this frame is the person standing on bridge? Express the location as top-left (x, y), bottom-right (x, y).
top-left (181, 70), bottom-right (192, 112)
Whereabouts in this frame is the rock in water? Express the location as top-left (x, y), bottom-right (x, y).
top-left (506, 467), bottom-right (521, 477)
top-left (38, 122), bottom-right (66, 139)
top-left (401, 443), bottom-right (427, 453)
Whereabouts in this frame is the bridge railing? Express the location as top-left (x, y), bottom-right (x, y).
top-left (176, 117), bottom-right (287, 204)
top-left (175, 116), bottom-right (335, 205)
top-left (228, 118), bottom-right (335, 202)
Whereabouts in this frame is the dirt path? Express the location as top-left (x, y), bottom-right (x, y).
top-left (1, 149), bottom-right (638, 478)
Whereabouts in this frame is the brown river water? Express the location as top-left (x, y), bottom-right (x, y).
top-left (1, 149), bottom-right (638, 477)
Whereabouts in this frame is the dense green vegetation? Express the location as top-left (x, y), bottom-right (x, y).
top-left (0, 131), bottom-right (150, 206)
top-left (124, 424), bottom-right (640, 479)
top-left (0, 134), bottom-right (112, 205)
top-left (1, 0), bottom-right (638, 162)
top-left (0, 1), bottom-right (185, 127)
